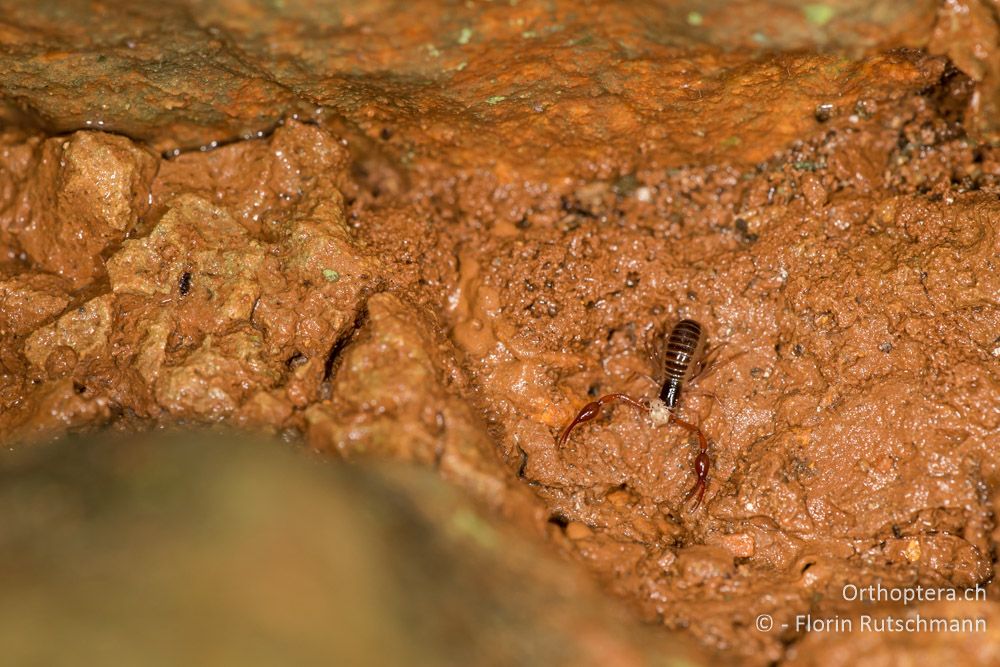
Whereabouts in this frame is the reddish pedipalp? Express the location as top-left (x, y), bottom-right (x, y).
top-left (557, 319), bottom-right (716, 511)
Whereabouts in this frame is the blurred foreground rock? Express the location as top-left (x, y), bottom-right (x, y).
top-left (0, 433), bottom-right (706, 666)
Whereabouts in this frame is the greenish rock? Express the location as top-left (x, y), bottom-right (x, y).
top-left (0, 433), bottom-right (707, 666)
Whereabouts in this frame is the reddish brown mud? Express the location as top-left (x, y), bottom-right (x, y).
top-left (1, 1), bottom-right (1000, 665)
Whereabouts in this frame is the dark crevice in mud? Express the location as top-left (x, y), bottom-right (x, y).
top-left (515, 445), bottom-right (529, 479)
top-left (158, 115), bottom-right (320, 160)
top-left (178, 271), bottom-right (192, 296)
top-left (922, 62), bottom-right (976, 122)
top-left (159, 125), bottom-right (275, 160)
top-left (0, 114), bottom-right (149, 154)
top-left (285, 351), bottom-right (307, 370)
top-left (322, 303), bottom-right (369, 384)
top-left (559, 195), bottom-right (599, 220)
top-left (348, 149), bottom-right (409, 204)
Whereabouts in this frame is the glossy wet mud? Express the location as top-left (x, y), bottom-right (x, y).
top-left (1, 1), bottom-right (1000, 665)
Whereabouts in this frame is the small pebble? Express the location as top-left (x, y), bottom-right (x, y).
top-left (606, 489), bottom-right (632, 507)
top-left (631, 516), bottom-right (658, 539)
top-left (801, 173), bottom-right (827, 207)
top-left (904, 539), bottom-right (921, 563)
top-left (718, 533), bottom-right (756, 558)
top-left (44, 346), bottom-right (79, 379)
top-left (565, 521), bottom-right (594, 540)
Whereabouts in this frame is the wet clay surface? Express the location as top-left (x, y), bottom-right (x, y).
top-left (3, 0), bottom-right (994, 168)
top-left (364, 86), bottom-right (1000, 663)
top-left (2, 2), bottom-right (1000, 665)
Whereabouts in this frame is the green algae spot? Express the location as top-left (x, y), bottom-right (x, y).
top-left (802, 4), bottom-right (835, 26)
top-left (686, 11), bottom-right (703, 26)
top-left (566, 34), bottom-right (594, 48)
top-left (486, 95), bottom-right (507, 105)
top-left (457, 27), bottom-right (473, 45)
top-left (322, 269), bottom-right (340, 282)
top-left (721, 135), bottom-right (741, 147)
top-left (449, 509), bottom-right (498, 550)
